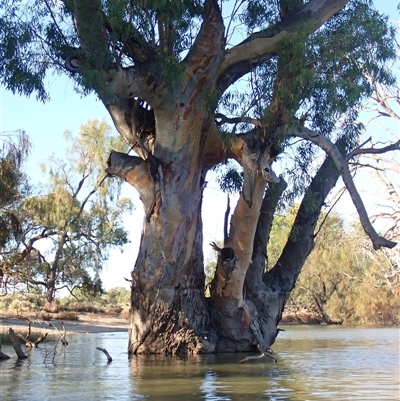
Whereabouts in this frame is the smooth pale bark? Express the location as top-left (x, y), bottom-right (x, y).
top-left (209, 174), bottom-right (267, 352)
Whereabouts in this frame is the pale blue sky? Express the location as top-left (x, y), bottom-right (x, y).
top-left (0, 2), bottom-right (398, 291)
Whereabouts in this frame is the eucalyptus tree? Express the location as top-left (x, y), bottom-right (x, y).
top-left (2, 120), bottom-right (132, 302)
top-left (0, 0), bottom-right (398, 353)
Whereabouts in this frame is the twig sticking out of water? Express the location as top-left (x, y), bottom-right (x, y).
top-left (45, 321), bottom-right (68, 345)
top-left (15, 331), bottom-right (48, 348)
top-left (43, 337), bottom-right (60, 365)
top-left (238, 345), bottom-right (277, 363)
top-left (96, 347), bottom-right (113, 363)
top-left (14, 317), bottom-right (49, 347)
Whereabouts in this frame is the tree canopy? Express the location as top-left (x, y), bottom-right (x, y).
top-left (0, 1), bottom-right (397, 249)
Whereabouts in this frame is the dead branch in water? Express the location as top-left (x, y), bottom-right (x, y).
top-left (0, 345), bottom-right (10, 359)
top-left (9, 328), bottom-right (28, 359)
top-left (15, 331), bottom-right (48, 348)
top-left (45, 321), bottom-right (68, 345)
top-left (14, 317), bottom-right (49, 347)
top-left (238, 345), bottom-right (277, 363)
top-left (96, 347), bottom-right (113, 363)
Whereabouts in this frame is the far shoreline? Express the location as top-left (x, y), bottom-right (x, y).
top-left (0, 313), bottom-right (130, 335)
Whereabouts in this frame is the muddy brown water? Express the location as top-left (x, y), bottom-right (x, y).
top-left (0, 326), bottom-right (398, 400)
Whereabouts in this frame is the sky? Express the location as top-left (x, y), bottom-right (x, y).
top-left (0, 1), bottom-right (398, 292)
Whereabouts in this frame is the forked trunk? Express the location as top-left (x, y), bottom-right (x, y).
top-left (108, 116), bottom-right (346, 354)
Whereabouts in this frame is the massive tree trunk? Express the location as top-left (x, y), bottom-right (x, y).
top-left (107, 108), bottom-right (216, 353)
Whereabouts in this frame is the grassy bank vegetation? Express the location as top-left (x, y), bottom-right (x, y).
top-left (0, 286), bottom-right (131, 321)
top-left (270, 210), bottom-right (399, 325)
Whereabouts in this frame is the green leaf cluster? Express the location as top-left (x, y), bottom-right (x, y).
top-left (218, 1), bottom-right (396, 206)
top-left (216, 161), bottom-right (243, 195)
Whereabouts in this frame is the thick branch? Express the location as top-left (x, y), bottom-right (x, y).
top-left (96, 347), bottom-right (113, 363)
top-left (103, 15), bottom-right (155, 64)
top-left (294, 126), bottom-right (396, 250)
top-left (217, 0), bottom-right (351, 93)
top-left (9, 328), bottom-right (28, 359)
top-left (215, 113), bottom-right (261, 128)
top-left (106, 150), bottom-right (155, 215)
top-left (267, 139), bottom-right (345, 292)
top-left (184, 0), bottom-right (225, 69)
top-left (103, 67), bottom-right (151, 100)
top-left (346, 139), bottom-right (400, 161)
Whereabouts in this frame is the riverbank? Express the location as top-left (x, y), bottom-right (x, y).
top-left (280, 305), bottom-right (332, 325)
top-left (1, 304), bottom-right (397, 340)
top-left (0, 313), bottom-right (130, 337)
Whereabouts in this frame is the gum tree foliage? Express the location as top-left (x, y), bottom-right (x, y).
top-left (0, 0), bottom-right (398, 353)
top-left (1, 120), bottom-right (132, 302)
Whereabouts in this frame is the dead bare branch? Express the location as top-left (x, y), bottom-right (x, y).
top-left (96, 347), bottom-right (113, 363)
top-left (0, 345), bottom-right (10, 359)
top-left (45, 321), bottom-right (68, 345)
top-left (293, 126), bottom-right (397, 250)
top-left (346, 139), bottom-right (400, 161)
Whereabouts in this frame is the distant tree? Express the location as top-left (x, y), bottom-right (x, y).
top-left (1, 120), bottom-right (133, 302)
top-left (0, 130), bottom-right (30, 291)
top-left (103, 286), bottom-right (131, 306)
top-left (0, 0), bottom-right (398, 353)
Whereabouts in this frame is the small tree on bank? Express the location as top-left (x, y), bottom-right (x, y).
top-left (0, 0), bottom-right (398, 353)
top-left (1, 120), bottom-right (132, 302)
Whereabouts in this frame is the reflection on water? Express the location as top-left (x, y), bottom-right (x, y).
top-left (0, 326), bottom-right (398, 400)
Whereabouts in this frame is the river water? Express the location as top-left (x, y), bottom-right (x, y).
top-left (0, 326), bottom-right (398, 401)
